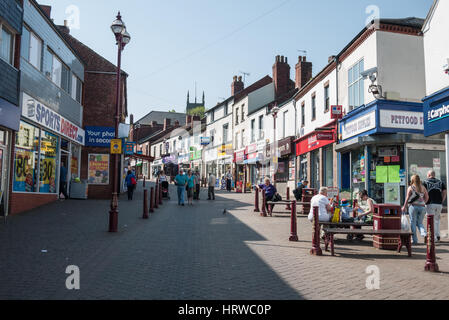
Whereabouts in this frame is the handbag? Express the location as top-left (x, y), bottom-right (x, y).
top-left (273, 194), bottom-right (282, 202)
top-left (407, 187), bottom-right (420, 204)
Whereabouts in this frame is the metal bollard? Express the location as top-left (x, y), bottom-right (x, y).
top-left (159, 183), bottom-right (163, 205)
top-left (143, 189), bottom-right (149, 219)
top-left (154, 184), bottom-right (159, 209)
top-left (286, 187), bottom-right (291, 210)
top-left (143, 176), bottom-right (146, 188)
top-left (150, 187), bottom-right (155, 213)
top-left (310, 206), bottom-right (322, 256)
top-left (261, 191), bottom-right (267, 217)
top-left (289, 200), bottom-right (298, 242)
top-left (425, 215), bottom-right (439, 272)
top-left (254, 188), bottom-right (260, 212)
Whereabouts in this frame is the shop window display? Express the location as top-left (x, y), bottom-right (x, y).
top-left (13, 122), bottom-right (40, 192)
top-left (39, 131), bottom-right (59, 193)
top-left (408, 149), bottom-right (446, 187)
top-left (351, 148), bottom-right (365, 198)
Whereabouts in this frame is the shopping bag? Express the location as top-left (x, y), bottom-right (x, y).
top-left (401, 213), bottom-right (411, 232)
top-left (332, 208), bottom-right (341, 223)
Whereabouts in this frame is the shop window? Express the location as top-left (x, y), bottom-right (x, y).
top-left (324, 85), bottom-right (330, 112)
top-left (71, 143), bottom-right (80, 179)
top-left (351, 147), bottom-right (366, 198)
top-left (311, 150), bottom-right (320, 189)
top-left (13, 121), bottom-right (40, 192)
top-left (39, 131), bottom-right (59, 193)
top-left (408, 149), bottom-right (447, 187)
top-left (323, 146), bottom-right (333, 187)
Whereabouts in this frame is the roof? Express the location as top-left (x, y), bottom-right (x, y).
top-left (379, 17), bottom-right (425, 29)
top-left (233, 75), bottom-right (273, 104)
top-left (136, 111), bottom-right (187, 126)
top-left (206, 96), bottom-right (234, 113)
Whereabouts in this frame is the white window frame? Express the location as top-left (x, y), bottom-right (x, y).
top-left (0, 22), bottom-right (15, 66)
top-left (348, 58), bottom-right (365, 111)
top-left (28, 29), bottom-right (42, 71)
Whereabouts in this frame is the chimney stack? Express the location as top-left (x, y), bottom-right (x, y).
top-left (130, 114), bottom-right (134, 125)
top-left (57, 20), bottom-right (70, 34)
top-left (151, 121), bottom-right (157, 127)
top-left (174, 120), bottom-right (180, 128)
top-left (231, 75), bottom-right (244, 96)
top-left (186, 115), bottom-right (193, 125)
top-left (40, 5), bottom-right (52, 19)
top-left (163, 118), bottom-right (171, 131)
top-left (295, 56), bottom-right (312, 89)
top-left (273, 55), bottom-right (291, 99)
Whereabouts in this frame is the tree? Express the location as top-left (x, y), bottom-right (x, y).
top-left (168, 109), bottom-right (176, 113)
top-left (187, 106), bottom-right (205, 118)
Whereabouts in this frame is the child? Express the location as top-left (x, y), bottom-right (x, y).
top-left (340, 199), bottom-right (354, 223)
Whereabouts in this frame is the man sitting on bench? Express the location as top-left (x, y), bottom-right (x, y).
top-left (307, 187), bottom-right (333, 223)
top-left (256, 178), bottom-right (280, 212)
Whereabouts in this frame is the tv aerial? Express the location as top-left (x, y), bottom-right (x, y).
top-left (239, 71), bottom-right (251, 84)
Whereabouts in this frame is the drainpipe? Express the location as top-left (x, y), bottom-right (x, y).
top-left (334, 55), bottom-right (341, 190)
top-left (293, 99), bottom-right (298, 187)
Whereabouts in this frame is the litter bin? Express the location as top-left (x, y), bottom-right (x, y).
top-left (373, 204), bottom-right (401, 250)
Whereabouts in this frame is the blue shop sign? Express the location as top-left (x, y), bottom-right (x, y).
top-left (423, 87), bottom-right (449, 137)
top-left (85, 126), bottom-right (115, 147)
top-left (0, 98), bottom-right (20, 131)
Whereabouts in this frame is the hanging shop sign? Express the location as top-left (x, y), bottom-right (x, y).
top-left (200, 137), bottom-right (211, 145)
top-left (340, 111), bottom-right (376, 141)
top-left (379, 110), bottom-right (424, 130)
top-left (22, 93), bottom-right (85, 145)
top-left (124, 142), bottom-right (135, 155)
top-left (278, 137), bottom-right (293, 157)
top-left (331, 105), bottom-right (343, 119)
top-left (423, 88), bottom-right (449, 136)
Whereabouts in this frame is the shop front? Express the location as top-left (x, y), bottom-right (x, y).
top-left (217, 144), bottom-right (233, 180)
top-left (275, 136), bottom-right (295, 193)
top-left (0, 97), bottom-right (21, 217)
top-left (151, 159), bottom-right (163, 178)
top-left (190, 148), bottom-right (203, 174)
top-left (11, 93), bottom-right (85, 214)
top-left (163, 154), bottom-right (178, 179)
top-left (337, 99), bottom-right (446, 204)
top-left (244, 143), bottom-right (259, 187)
top-left (178, 153), bottom-right (191, 172)
top-left (295, 126), bottom-right (336, 190)
top-left (204, 147), bottom-right (218, 177)
top-left (234, 149), bottom-right (246, 193)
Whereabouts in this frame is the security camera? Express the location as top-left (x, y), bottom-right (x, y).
top-left (360, 67), bottom-right (378, 82)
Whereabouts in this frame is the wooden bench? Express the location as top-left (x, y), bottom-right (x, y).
top-left (265, 201), bottom-right (310, 216)
top-left (323, 228), bottom-right (413, 257)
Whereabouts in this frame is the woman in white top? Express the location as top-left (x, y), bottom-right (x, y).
top-left (402, 175), bottom-right (429, 245)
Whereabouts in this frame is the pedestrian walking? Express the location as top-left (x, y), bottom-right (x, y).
top-left (226, 170), bottom-right (232, 192)
top-left (125, 170), bottom-right (137, 200)
top-left (59, 162), bottom-right (69, 200)
top-left (159, 171), bottom-right (167, 183)
top-left (194, 171), bottom-right (201, 200)
top-left (208, 172), bottom-right (216, 200)
top-left (186, 170), bottom-right (195, 205)
top-left (424, 170), bottom-right (447, 243)
top-left (403, 175), bottom-right (429, 245)
top-left (174, 170), bottom-right (187, 206)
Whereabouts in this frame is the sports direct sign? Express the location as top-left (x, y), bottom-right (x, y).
top-left (22, 93), bottom-right (85, 145)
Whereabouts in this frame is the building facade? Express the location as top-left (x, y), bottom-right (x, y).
top-left (0, 0), bottom-right (23, 217)
top-left (11, 0), bottom-right (85, 214)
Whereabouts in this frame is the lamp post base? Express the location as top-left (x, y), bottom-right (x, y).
top-left (109, 192), bottom-right (119, 232)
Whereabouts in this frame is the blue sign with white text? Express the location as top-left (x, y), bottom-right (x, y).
top-left (85, 126), bottom-right (115, 147)
top-left (423, 87), bottom-right (449, 137)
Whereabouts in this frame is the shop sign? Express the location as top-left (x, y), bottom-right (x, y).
top-left (235, 150), bottom-right (246, 163)
top-left (341, 111), bottom-right (376, 140)
top-left (257, 140), bottom-right (266, 151)
top-left (296, 132), bottom-right (335, 156)
top-left (163, 155), bottom-right (177, 164)
top-left (124, 142), bottom-right (135, 155)
top-left (378, 147), bottom-right (398, 157)
top-left (22, 93), bottom-right (85, 145)
top-left (331, 105), bottom-right (343, 119)
top-left (88, 154), bottom-right (109, 185)
top-left (110, 139), bottom-right (122, 154)
top-left (218, 144), bottom-right (233, 157)
top-left (178, 153), bottom-right (190, 164)
top-left (246, 143), bottom-right (257, 154)
top-left (278, 137), bottom-right (293, 157)
top-left (189, 149), bottom-right (202, 161)
top-left (152, 159), bottom-right (163, 166)
top-left (200, 137), bottom-right (211, 145)
top-left (379, 110), bottom-right (424, 130)
top-left (424, 89), bottom-right (449, 136)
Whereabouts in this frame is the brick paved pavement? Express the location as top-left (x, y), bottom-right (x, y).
top-left (0, 182), bottom-right (448, 300)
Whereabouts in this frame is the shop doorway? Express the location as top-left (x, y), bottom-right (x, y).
top-left (60, 139), bottom-right (71, 198)
top-left (0, 146), bottom-right (7, 218)
top-left (311, 150), bottom-right (320, 189)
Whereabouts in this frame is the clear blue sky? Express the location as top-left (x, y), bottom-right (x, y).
top-left (42, 0), bottom-right (433, 121)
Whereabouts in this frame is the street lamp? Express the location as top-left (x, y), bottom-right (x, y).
top-left (109, 11), bottom-right (131, 233)
top-left (271, 105), bottom-right (280, 186)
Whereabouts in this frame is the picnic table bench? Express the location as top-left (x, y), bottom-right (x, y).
top-left (323, 228), bottom-right (413, 257)
top-left (265, 200), bottom-right (309, 216)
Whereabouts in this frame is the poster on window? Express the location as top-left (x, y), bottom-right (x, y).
top-left (39, 157), bottom-right (57, 193)
top-left (71, 156), bottom-right (79, 175)
top-left (384, 183), bottom-right (401, 205)
top-left (13, 148), bottom-right (35, 192)
top-left (88, 154), bottom-right (110, 185)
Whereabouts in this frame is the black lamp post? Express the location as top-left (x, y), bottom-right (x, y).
top-left (109, 11), bottom-right (131, 233)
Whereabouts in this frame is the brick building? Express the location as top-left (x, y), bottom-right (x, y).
top-left (58, 23), bottom-right (128, 199)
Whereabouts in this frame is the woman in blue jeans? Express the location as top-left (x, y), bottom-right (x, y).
top-left (402, 175), bottom-right (429, 245)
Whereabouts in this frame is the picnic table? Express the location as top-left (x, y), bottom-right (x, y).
top-left (265, 200), bottom-right (309, 216)
top-left (323, 228), bottom-right (413, 257)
